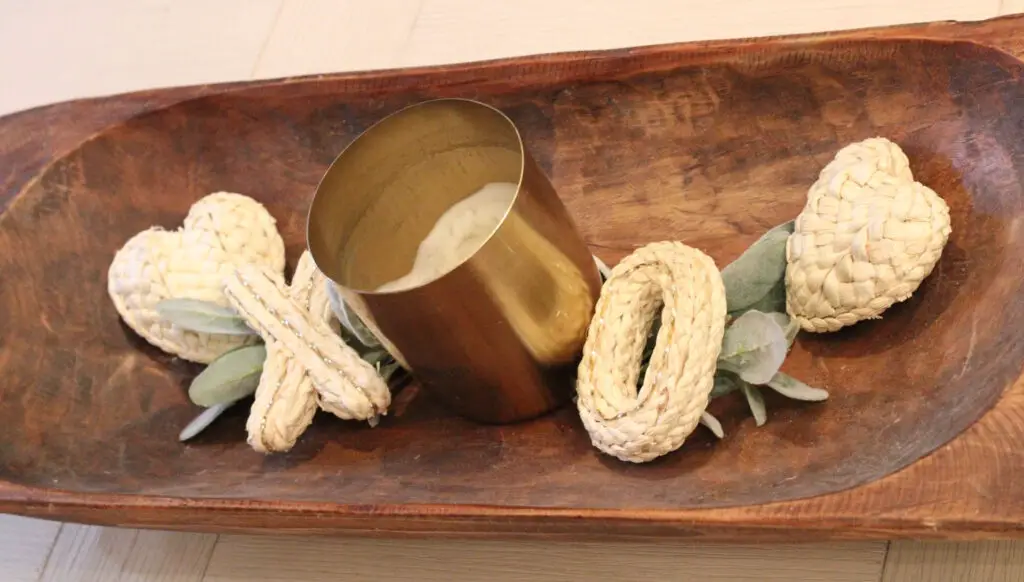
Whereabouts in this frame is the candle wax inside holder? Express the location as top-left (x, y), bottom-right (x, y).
top-left (375, 182), bottom-right (517, 292)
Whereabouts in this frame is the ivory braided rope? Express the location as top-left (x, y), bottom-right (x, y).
top-left (576, 241), bottom-right (727, 463)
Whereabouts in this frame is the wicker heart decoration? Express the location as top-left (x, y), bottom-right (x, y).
top-left (107, 192), bottom-right (286, 363)
top-left (785, 138), bottom-right (952, 332)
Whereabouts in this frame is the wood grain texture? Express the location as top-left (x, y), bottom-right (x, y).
top-left (0, 515), bottom-right (62, 582)
top-left (205, 536), bottom-right (886, 581)
top-left (39, 525), bottom-right (217, 582)
top-left (883, 541), bottom-right (1024, 581)
top-left (4, 15), bottom-right (1024, 540)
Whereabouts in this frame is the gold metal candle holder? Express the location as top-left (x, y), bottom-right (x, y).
top-left (307, 98), bottom-right (602, 424)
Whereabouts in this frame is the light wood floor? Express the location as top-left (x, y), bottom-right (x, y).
top-left (3, 1), bottom-right (1024, 580)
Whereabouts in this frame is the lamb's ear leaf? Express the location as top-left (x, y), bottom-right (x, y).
top-left (765, 372), bottom-right (830, 401)
top-left (721, 220), bottom-right (793, 314)
top-left (700, 411), bottom-right (725, 439)
top-left (187, 344), bottom-right (266, 407)
top-left (734, 277), bottom-right (787, 317)
top-left (740, 382), bottom-right (768, 427)
top-left (719, 310), bottom-right (788, 385)
top-left (594, 255), bottom-right (613, 281)
top-left (179, 401), bottom-right (236, 442)
top-left (156, 298), bottom-right (255, 335)
top-left (326, 281), bottom-right (381, 348)
top-left (766, 312), bottom-right (800, 348)
top-left (711, 372), bottom-right (740, 398)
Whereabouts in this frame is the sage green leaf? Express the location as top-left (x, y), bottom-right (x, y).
top-left (178, 401), bottom-right (235, 442)
top-left (721, 220), bottom-right (794, 314)
top-left (360, 346), bottom-right (406, 386)
top-left (700, 411), bottom-right (725, 439)
top-left (711, 372), bottom-right (739, 398)
top-left (188, 344), bottom-right (266, 407)
top-left (766, 312), bottom-right (800, 348)
top-left (156, 298), bottom-right (255, 335)
top-left (766, 372), bottom-right (829, 401)
top-left (593, 254), bottom-right (613, 281)
top-left (325, 281), bottom-right (380, 348)
top-left (740, 382), bottom-right (767, 426)
top-left (379, 362), bottom-right (402, 383)
top-left (719, 310), bottom-right (788, 385)
top-left (784, 319), bottom-right (800, 347)
top-left (736, 277), bottom-right (787, 317)
top-left (363, 349), bottom-right (390, 368)
top-left (766, 312), bottom-right (788, 332)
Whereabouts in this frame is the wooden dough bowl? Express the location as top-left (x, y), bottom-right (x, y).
top-left (3, 15), bottom-right (1024, 541)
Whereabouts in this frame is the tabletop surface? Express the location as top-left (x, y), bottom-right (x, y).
top-left (3, 1), bottom-right (1024, 580)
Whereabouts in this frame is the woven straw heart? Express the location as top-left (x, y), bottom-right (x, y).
top-left (785, 138), bottom-right (952, 332)
top-left (108, 192), bottom-right (286, 363)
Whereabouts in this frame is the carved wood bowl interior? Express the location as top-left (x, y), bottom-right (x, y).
top-left (3, 31), bottom-right (1024, 533)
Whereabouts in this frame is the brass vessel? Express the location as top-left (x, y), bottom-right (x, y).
top-left (307, 98), bottom-right (601, 424)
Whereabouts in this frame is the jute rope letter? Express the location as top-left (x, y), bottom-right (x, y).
top-left (224, 255), bottom-right (391, 453)
top-left (576, 241), bottom-right (727, 463)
